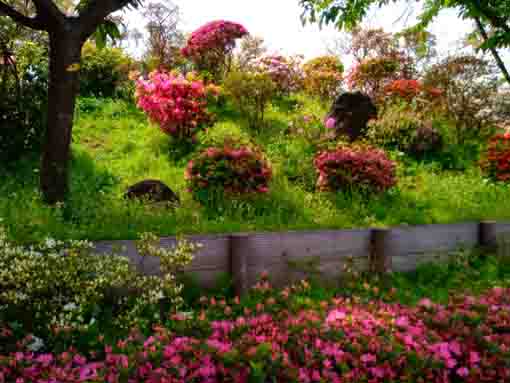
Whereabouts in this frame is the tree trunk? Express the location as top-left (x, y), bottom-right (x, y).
top-left (40, 30), bottom-right (83, 204)
top-left (474, 16), bottom-right (510, 85)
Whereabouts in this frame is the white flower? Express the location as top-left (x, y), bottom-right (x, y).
top-left (44, 238), bottom-right (56, 249)
top-left (27, 336), bottom-right (45, 352)
top-left (63, 302), bottom-right (78, 311)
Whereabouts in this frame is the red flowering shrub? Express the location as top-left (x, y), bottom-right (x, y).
top-left (186, 143), bottom-right (272, 203)
top-left (384, 79), bottom-right (442, 101)
top-left (314, 145), bottom-right (397, 193)
top-left (2, 287), bottom-right (510, 382)
top-left (181, 20), bottom-right (248, 80)
top-left (481, 132), bottom-right (510, 182)
top-left (303, 56), bottom-right (343, 100)
top-left (135, 71), bottom-right (215, 145)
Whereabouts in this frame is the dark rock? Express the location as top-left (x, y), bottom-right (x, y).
top-left (327, 92), bottom-right (377, 141)
top-left (124, 180), bottom-right (180, 206)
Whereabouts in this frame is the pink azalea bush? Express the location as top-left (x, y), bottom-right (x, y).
top-left (185, 143), bottom-right (272, 203)
top-left (2, 286), bottom-right (510, 382)
top-left (182, 20), bottom-right (249, 80)
top-left (315, 145), bottom-right (397, 193)
top-left (135, 71), bottom-right (216, 145)
top-left (255, 54), bottom-right (304, 95)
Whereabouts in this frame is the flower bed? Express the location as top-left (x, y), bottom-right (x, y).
top-left (1, 286), bottom-right (509, 382)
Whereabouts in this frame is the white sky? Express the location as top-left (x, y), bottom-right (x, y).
top-left (125, 0), bottom-right (510, 70)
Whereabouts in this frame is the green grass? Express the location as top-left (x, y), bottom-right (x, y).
top-left (2, 95), bottom-right (510, 243)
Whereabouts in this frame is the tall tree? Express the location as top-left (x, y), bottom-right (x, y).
top-left (142, 1), bottom-right (183, 71)
top-left (0, 0), bottom-right (142, 204)
top-left (299, 0), bottom-right (510, 85)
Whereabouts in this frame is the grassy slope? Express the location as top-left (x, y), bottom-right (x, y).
top-left (1, 95), bottom-right (510, 243)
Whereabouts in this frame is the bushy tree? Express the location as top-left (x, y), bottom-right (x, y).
top-left (235, 34), bottom-right (267, 71)
top-left (142, 1), bottom-right (185, 71)
top-left (223, 70), bottom-right (277, 130)
top-left (303, 55), bottom-right (343, 100)
top-left (346, 55), bottom-right (405, 103)
top-left (423, 55), bottom-right (500, 143)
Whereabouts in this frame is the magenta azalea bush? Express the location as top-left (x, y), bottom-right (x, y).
top-left (2, 286), bottom-right (510, 382)
top-left (182, 20), bottom-right (249, 80)
top-left (315, 145), bottom-right (397, 193)
top-left (185, 144), bottom-right (272, 203)
top-left (135, 71), bottom-right (215, 144)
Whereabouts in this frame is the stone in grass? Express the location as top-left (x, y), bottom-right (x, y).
top-left (124, 180), bottom-right (180, 207)
top-left (327, 92), bottom-right (377, 141)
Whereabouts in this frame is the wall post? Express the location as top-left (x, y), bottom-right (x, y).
top-left (230, 234), bottom-right (249, 296)
top-left (371, 228), bottom-right (392, 274)
top-left (479, 221), bottom-right (498, 251)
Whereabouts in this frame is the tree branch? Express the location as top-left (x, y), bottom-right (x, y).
top-left (474, 16), bottom-right (510, 86)
top-left (0, 1), bottom-right (45, 30)
top-left (78, 0), bottom-right (136, 39)
top-left (31, 0), bottom-right (64, 24)
top-left (472, 0), bottom-right (510, 35)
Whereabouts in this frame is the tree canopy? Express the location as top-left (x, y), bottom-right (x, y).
top-left (300, 1), bottom-right (509, 47)
top-left (299, 0), bottom-right (509, 83)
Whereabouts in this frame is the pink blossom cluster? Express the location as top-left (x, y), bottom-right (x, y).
top-left (135, 71), bottom-right (212, 142)
top-left (2, 287), bottom-right (510, 382)
top-left (185, 145), bottom-right (272, 198)
top-left (315, 145), bottom-right (397, 193)
top-left (181, 20), bottom-right (248, 73)
top-left (255, 54), bottom-right (304, 95)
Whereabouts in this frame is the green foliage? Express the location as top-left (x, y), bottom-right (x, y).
top-left (79, 42), bottom-right (136, 99)
top-left (223, 71), bottom-right (277, 130)
top-left (0, 41), bottom-right (48, 163)
top-left (0, 227), bottom-right (198, 336)
top-left (367, 100), bottom-right (443, 157)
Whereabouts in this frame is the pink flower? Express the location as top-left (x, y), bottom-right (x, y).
top-left (469, 351), bottom-right (481, 365)
top-left (326, 309), bottom-right (346, 324)
top-left (395, 316), bottom-right (409, 327)
top-left (457, 367), bottom-right (469, 377)
top-left (361, 354), bottom-right (376, 364)
top-left (325, 117), bottom-right (336, 130)
top-left (418, 298), bottom-right (433, 308)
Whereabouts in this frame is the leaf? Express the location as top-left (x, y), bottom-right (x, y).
top-left (91, 20), bottom-right (122, 50)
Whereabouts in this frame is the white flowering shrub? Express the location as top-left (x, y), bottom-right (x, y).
top-left (0, 227), bottom-right (199, 333)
